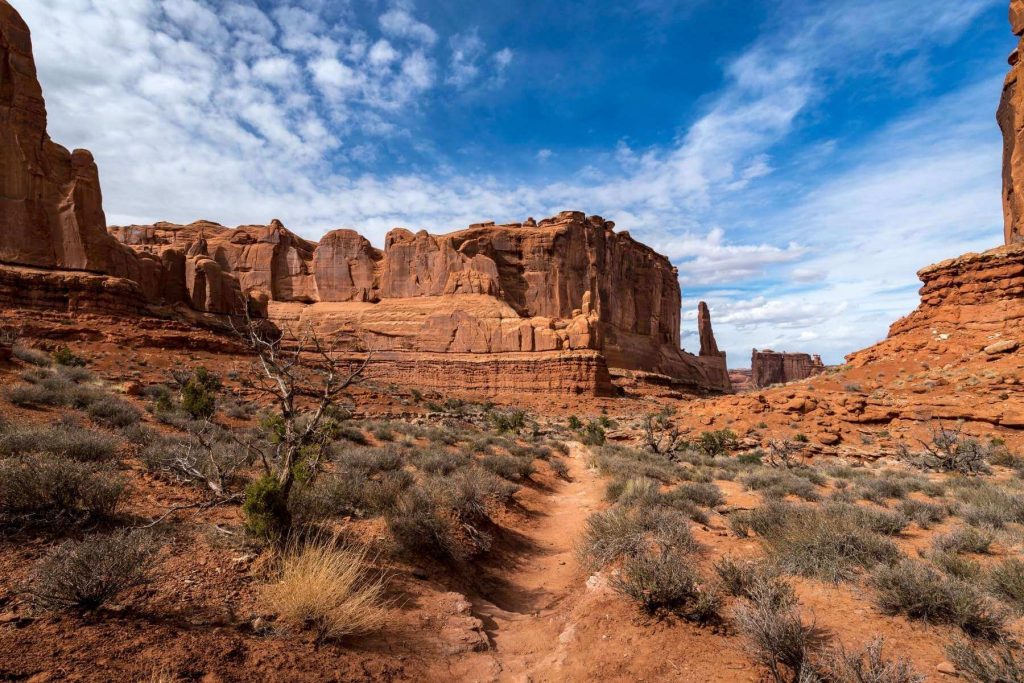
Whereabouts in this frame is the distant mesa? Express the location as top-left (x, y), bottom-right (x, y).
top-left (750, 349), bottom-right (826, 389)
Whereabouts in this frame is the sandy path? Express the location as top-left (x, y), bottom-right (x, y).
top-left (450, 442), bottom-right (605, 681)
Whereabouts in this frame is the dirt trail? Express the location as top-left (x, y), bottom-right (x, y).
top-left (450, 442), bottom-right (605, 681)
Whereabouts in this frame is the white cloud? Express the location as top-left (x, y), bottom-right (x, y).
top-left (15, 0), bottom-right (1004, 367)
top-left (379, 8), bottom-right (437, 46)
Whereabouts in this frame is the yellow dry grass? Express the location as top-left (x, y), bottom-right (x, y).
top-left (260, 535), bottom-right (389, 641)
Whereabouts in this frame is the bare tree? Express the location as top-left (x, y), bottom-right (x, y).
top-left (231, 310), bottom-right (370, 539)
top-left (906, 422), bottom-right (990, 474)
top-left (642, 407), bottom-right (688, 456)
top-left (764, 439), bottom-right (807, 469)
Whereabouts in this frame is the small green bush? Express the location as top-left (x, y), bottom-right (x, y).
top-left (52, 347), bottom-right (86, 367)
top-left (611, 550), bottom-right (701, 615)
top-left (180, 367), bottom-right (220, 419)
top-left (243, 475), bottom-right (291, 541)
top-left (697, 429), bottom-right (738, 457)
top-left (488, 409), bottom-right (527, 435)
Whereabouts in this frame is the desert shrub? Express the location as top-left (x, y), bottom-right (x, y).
top-left (222, 399), bottom-right (256, 420)
top-left (5, 382), bottom-right (64, 407)
top-left (955, 485), bottom-right (1024, 529)
top-left (387, 469), bottom-right (514, 560)
top-left (731, 501), bottom-right (899, 583)
top-left (714, 557), bottom-right (797, 610)
top-left (335, 445), bottom-right (404, 474)
top-left (178, 367), bottom-right (220, 419)
top-left (656, 490), bottom-right (710, 525)
top-left (141, 429), bottom-right (247, 493)
top-left (260, 537), bottom-right (387, 641)
top-left (614, 477), bottom-right (661, 506)
top-left (27, 530), bottom-right (159, 611)
top-left (610, 550), bottom-right (702, 615)
top-left (823, 502), bottom-right (908, 536)
top-left (488, 409), bottom-right (527, 435)
top-left (590, 445), bottom-right (680, 483)
top-left (413, 448), bottom-right (470, 475)
top-left (56, 365), bottom-right (95, 383)
top-left (740, 469), bottom-right (822, 502)
top-left (929, 550), bottom-right (982, 580)
top-left (735, 597), bottom-right (831, 683)
top-left (13, 344), bottom-right (51, 367)
top-left (908, 425), bottom-right (992, 474)
top-left (0, 455), bottom-right (124, 519)
top-left (934, 526), bottom-right (994, 554)
top-left (548, 458), bottom-right (570, 480)
top-left (0, 425), bottom-right (116, 462)
top-left (667, 481), bottom-right (725, 508)
top-left (581, 420), bottom-right (606, 446)
top-left (821, 638), bottom-right (924, 683)
top-left (986, 558), bottom-right (1024, 612)
top-left (86, 395), bottom-right (142, 427)
top-left (870, 560), bottom-right (1006, 639)
top-left (898, 499), bottom-right (948, 529)
top-left (857, 476), bottom-right (913, 503)
top-left (334, 424), bottom-right (368, 444)
top-left (947, 639), bottom-right (1024, 683)
top-left (578, 505), bottom-right (696, 571)
top-left (370, 425), bottom-right (395, 442)
top-left (986, 439), bottom-right (1022, 469)
top-left (697, 429), bottom-right (738, 457)
top-left (481, 454), bottom-right (535, 481)
top-left (52, 347), bottom-right (86, 367)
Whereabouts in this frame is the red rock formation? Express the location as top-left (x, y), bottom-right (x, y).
top-left (698, 301), bottom-right (720, 356)
top-left (751, 349), bottom-right (825, 388)
top-left (110, 214), bottom-right (732, 392)
top-left (1000, 0), bottom-right (1024, 244)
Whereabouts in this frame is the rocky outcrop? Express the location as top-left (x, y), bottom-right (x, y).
top-left (111, 213), bottom-right (732, 392)
top-left (698, 301), bottom-right (721, 356)
top-left (751, 349), bottom-right (825, 388)
top-left (1000, 0), bottom-right (1024, 244)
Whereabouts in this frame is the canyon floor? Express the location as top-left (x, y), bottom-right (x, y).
top-left (0, 309), bottom-right (1022, 682)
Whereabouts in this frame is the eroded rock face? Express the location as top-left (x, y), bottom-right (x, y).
top-left (751, 349), bottom-right (825, 389)
top-left (1000, 0), bottom-right (1024, 245)
top-left (110, 213), bottom-right (731, 391)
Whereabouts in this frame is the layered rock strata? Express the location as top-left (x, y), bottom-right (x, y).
top-left (116, 215), bottom-right (730, 392)
top-left (751, 349), bottom-right (825, 389)
top-left (1000, 0), bottom-right (1024, 244)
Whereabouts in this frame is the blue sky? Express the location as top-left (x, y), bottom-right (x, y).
top-left (20, 0), bottom-right (1012, 365)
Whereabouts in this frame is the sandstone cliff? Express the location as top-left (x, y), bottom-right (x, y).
top-left (999, 0), bottom-right (1024, 244)
top-left (109, 214), bottom-right (731, 391)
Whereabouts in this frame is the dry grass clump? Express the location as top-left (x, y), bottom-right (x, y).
top-left (481, 453), bottom-right (536, 481)
top-left (734, 588), bottom-right (831, 683)
top-left (260, 537), bottom-right (388, 641)
top-left (12, 344), bottom-right (52, 367)
top-left (27, 530), bottom-right (159, 611)
top-left (85, 395), bottom-right (142, 428)
top-left (589, 445), bottom-right (681, 484)
top-left (953, 484), bottom-right (1024, 529)
top-left (870, 560), bottom-right (1006, 640)
top-left (731, 501), bottom-right (900, 583)
top-left (610, 549), bottom-right (720, 623)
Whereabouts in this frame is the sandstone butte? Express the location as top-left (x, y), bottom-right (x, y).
top-left (749, 349), bottom-right (825, 389)
top-left (0, 0), bottom-right (728, 398)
